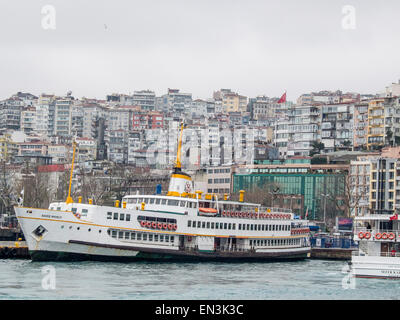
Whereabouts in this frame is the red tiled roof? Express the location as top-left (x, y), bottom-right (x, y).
top-left (37, 164), bottom-right (66, 172)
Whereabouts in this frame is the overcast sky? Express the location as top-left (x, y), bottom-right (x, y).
top-left (0, 0), bottom-right (399, 101)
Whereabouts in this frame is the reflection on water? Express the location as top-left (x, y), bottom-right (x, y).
top-left (0, 259), bottom-right (399, 299)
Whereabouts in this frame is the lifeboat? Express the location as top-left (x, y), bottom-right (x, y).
top-left (199, 207), bottom-right (218, 217)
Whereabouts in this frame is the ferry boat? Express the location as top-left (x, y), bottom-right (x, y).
top-left (14, 123), bottom-right (311, 262)
top-left (351, 212), bottom-right (400, 279)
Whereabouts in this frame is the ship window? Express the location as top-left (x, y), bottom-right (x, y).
top-left (250, 225), bottom-right (254, 231)
top-left (207, 222), bottom-right (210, 228)
top-left (131, 233), bottom-right (136, 240)
top-left (197, 221), bottom-right (201, 228)
top-left (165, 235), bottom-right (169, 242)
top-left (143, 233), bottom-right (147, 241)
top-left (118, 231), bottom-right (123, 239)
top-left (137, 233), bottom-right (142, 240)
top-left (193, 203), bottom-right (197, 208)
top-left (211, 222), bottom-right (214, 229)
top-left (82, 209), bottom-right (88, 214)
top-left (120, 213), bottom-right (125, 221)
top-left (161, 199), bottom-right (167, 205)
top-left (124, 232), bottom-right (129, 239)
top-left (148, 234), bottom-right (153, 241)
top-left (126, 214), bottom-right (131, 222)
top-left (168, 200), bottom-right (179, 206)
top-left (246, 224), bottom-right (250, 230)
top-left (150, 198), bottom-right (155, 204)
top-left (202, 222), bottom-right (206, 228)
top-left (137, 198), bottom-right (143, 204)
top-left (272, 225), bottom-right (275, 231)
top-left (160, 235), bottom-right (164, 242)
top-left (156, 198), bottom-right (161, 204)
top-left (250, 240), bottom-right (253, 246)
top-left (232, 224), bottom-right (236, 230)
top-left (180, 201), bottom-right (186, 207)
top-left (57, 207), bottom-right (61, 210)
top-left (144, 198), bottom-right (149, 204)
top-left (131, 198), bottom-right (137, 204)
top-left (112, 230), bottom-right (117, 238)
top-left (154, 234), bottom-right (159, 242)
top-left (107, 212), bottom-right (112, 219)
top-left (72, 208), bottom-right (77, 213)
top-left (188, 220), bottom-right (192, 227)
top-left (228, 223), bottom-right (231, 230)
top-left (113, 212), bottom-right (118, 220)
top-left (215, 222), bottom-right (219, 229)
top-left (170, 236), bottom-right (174, 243)
top-left (224, 223), bottom-right (227, 229)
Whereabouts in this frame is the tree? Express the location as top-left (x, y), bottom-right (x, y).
top-left (386, 128), bottom-right (393, 146)
top-left (310, 141), bottom-right (325, 156)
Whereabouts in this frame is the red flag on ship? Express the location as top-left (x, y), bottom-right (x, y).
top-left (277, 91), bottom-right (286, 104)
top-left (390, 213), bottom-right (398, 221)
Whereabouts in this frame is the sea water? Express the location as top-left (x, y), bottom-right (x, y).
top-left (0, 259), bottom-right (399, 300)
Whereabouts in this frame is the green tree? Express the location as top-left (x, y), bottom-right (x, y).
top-left (310, 141), bottom-right (325, 156)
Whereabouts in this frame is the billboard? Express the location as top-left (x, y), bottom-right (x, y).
top-left (337, 217), bottom-right (353, 232)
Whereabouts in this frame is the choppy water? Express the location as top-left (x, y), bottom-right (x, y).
top-left (0, 259), bottom-right (399, 300)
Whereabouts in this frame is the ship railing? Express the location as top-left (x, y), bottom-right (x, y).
top-left (353, 251), bottom-right (400, 258)
top-left (260, 207), bottom-right (292, 213)
top-left (380, 252), bottom-right (400, 258)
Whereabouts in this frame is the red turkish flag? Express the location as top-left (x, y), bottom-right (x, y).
top-left (277, 92), bottom-right (286, 104)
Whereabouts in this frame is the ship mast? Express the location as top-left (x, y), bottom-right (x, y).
top-left (66, 140), bottom-right (77, 204)
top-left (167, 121), bottom-right (194, 197)
top-left (174, 121), bottom-right (185, 172)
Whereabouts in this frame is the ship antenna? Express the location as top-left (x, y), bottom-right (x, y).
top-left (66, 140), bottom-right (77, 204)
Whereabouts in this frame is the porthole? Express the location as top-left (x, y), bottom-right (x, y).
top-left (77, 227), bottom-right (80, 230)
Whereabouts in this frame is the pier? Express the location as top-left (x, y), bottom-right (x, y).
top-left (0, 241), bottom-right (30, 259)
top-left (309, 234), bottom-right (358, 260)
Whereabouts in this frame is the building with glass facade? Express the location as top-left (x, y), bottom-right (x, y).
top-left (232, 159), bottom-right (347, 220)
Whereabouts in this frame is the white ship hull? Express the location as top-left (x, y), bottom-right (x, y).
top-left (351, 255), bottom-right (400, 279)
top-left (15, 199), bottom-right (311, 262)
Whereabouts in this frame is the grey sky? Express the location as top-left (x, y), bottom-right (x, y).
top-left (0, 0), bottom-right (399, 101)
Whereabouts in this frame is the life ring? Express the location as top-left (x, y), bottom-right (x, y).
top-left (222, 211), bottom-right (226, 217)
top-left (163, 223), bottom-right (168, 229)
top-left (157, 223), bottom-right (163, 229)
top-left (76, 213), bottom-right (81, 219)
top-left (151, 222), bottom-right (157, 229)
top-left (140, 221), bottom-right (147, 227)
top-left (375, 233), bottom-right (382, 240)
top-left (167, 224), bottom-right (173, 230)
top-left (382, 233), bottom-right (388, 240)
top-left (388, 233), bottom-right (395, 240)
top-left (173, 224), bottom-right (177, 230)
top-left (146, 221), bottom-right (152, 228)
top-left (364, 232), bottom-right (371, 239)
top-left (358, 232), bottom-right (364, 239)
